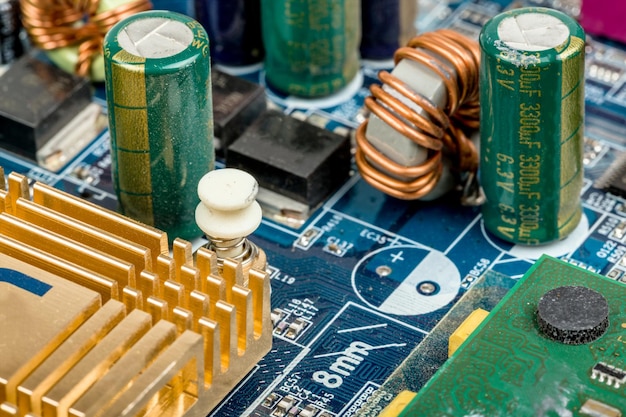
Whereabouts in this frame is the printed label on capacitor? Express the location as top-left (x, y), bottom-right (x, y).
top-left (479, 7), bottom-right (584, 245)
top-left (261, 0), bottom-right (360, 97)
top-left (103, 11), bottom-right (214, 240)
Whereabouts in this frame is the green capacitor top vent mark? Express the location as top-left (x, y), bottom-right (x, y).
top-left (479, 7), bottom-right (585, 245)
top-left (103, 10), bottom-right (214, 241)
top-left (261, 0), bottom-right (361, 98)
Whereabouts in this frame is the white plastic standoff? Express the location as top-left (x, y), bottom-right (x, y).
top-left (195, 168), bottom-right (262, 262)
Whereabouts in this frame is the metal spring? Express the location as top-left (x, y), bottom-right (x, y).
top-left (20, 0), bottom-right (152, 76)
top-left (208, 236), bottom-right (258, 268)
top-left (355, 29), bottom-right (481, 201)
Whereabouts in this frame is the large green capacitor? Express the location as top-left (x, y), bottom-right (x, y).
top-left (261, 0), bottom-right (360, 98)
top-left (479, 7), bottom-right (584, 245)
top-left (104, 10), bottom-right (214, 240)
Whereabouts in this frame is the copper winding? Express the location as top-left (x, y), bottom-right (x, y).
top-left (355, 29), bottom-right (480, 201)
top-left (20, 0), bottom-right (152, 77)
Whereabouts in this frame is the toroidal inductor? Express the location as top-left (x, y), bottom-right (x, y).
top-left (356, 30), bottom-right (481, 202)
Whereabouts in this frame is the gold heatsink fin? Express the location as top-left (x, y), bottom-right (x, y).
top-left (0, 168), bottom-right (272, 417)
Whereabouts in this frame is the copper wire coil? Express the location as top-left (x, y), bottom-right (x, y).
top-left (21, 0), bottom-right (152, 77)
top-left (355, 29), bottom-right (480, 201)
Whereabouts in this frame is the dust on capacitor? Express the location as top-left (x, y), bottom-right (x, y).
top-left (479, 7), bottom-right (585, 245)
top-left (103, 11), bottom-right (213, 240)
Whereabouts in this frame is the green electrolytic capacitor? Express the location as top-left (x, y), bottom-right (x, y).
top-left (104, 10), bottom-right (214, 240)
top-left (261, 0), bottom-right (361, 98)
top-left (479, 7), bottom-right (585, 245)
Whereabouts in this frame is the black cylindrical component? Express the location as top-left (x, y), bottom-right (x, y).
top-left (195, 0), bottom-right (264, 66)
top-left (0, 0), bottom-right (23, 66)
top-left (360, 0), bottom-right (400, 60)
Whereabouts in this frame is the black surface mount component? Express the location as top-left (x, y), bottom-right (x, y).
top-left (0, 54), bottom-right (91, 159)
top-left (537, 286), bottom-right (609, 345)
top-left (592, 362), bottom-right (626, 387)
top-left (212, 68), bottom-right (266, 151)
top-left (227, 110), bottom-right (351, 207)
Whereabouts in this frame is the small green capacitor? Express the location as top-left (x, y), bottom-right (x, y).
top-left (479, 7), bottom-right (585, 245)
top-left (104, 10), bottom-right (214, 240)
top-left (261, 0), bottom-right (361, 98)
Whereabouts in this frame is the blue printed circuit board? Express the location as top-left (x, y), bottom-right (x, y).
top-left (3, 1), bottom-right (626, 416)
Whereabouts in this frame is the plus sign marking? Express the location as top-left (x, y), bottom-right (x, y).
top-left (352, 245), bottom-right (461, 316)
top-left (390, 251), bottom-right (404, 263)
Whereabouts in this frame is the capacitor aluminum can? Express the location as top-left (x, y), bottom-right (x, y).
top-left (261, 0), bottom-right (360, 97)
top-left (479, 7), bottom-right (585, 245)
top-left (195, 0), bottom-right (264, 66)
top-left (104, 10), bottom-right (214, 240)
top-left (150, 0), bottom-right (194, 16)
top-left (360, 0), bottom-right (400, 60)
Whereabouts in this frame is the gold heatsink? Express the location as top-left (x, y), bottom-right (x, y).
top-left (0, 168), bottom-right (272, 417)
